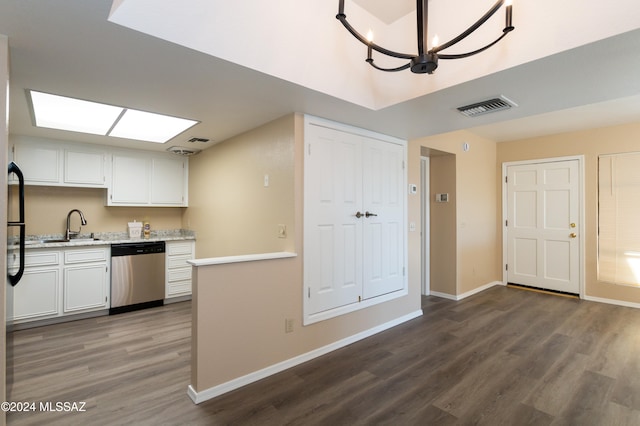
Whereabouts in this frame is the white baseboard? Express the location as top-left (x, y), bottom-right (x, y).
top-left (584, 295), bottom-right (640, 310)
top-left (430, 281), bottom-right (503, 301)
top-left (188, 309), bottom-right (423, 404)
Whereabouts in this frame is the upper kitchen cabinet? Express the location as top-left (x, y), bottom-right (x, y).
top-left (11, 137), bottom-right (107, 188)
top-left (107, 150), bottom-right (188, 207)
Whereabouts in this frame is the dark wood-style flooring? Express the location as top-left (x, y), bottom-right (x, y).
top-left (7, 286), bottom-right (640, 425)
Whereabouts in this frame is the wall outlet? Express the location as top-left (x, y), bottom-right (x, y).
top-left (278, 224), bottom-right (287, 238)
top-left (285, 318), bottom-right (294, 333)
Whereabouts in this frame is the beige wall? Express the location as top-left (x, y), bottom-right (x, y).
top-left (191, 114), bottom-right (422, 393)
top-left (1, 33), bottom-right (9, 426)
top-left (429, 153), bottom-right (457, 294)
top-left (409, 131), bottom-right (501, 297)
top-left (498, 122), bottom-right (640, 304)
top-left (185, 115), bottom-right (295, 257)
top-left (9, 185), bottom-right (184, 236)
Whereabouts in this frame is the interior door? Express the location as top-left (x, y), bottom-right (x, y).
top-left (362, 139), bottom-right (405, 299)
top-left (304, 124), bottom-right (363, 314)
top-left (506, 160), bottom-right (580, 294)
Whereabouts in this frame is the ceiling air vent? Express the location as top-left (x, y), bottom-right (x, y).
top-left (187, 137), bottom-right (210, 143)
top-left (457, 96), bottom-right (517, 117)
top-left (166, 146), bottom-right (201, 156)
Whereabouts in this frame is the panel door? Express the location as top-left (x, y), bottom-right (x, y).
top-left (150, 157), bottom-right (187, 205)
top-left (64, 149), bottom-right (106, 186)
top-left (362, 139), bottom-right (405, 299)
top-left (304, 124), bottom-right (362, 314)
top-left (8, 268), bottom-right (60, 321)
top-left (506, 160), bottom-right (580, 294)
top-left (110, 154), bottom-right (150, 204)
top-left (63, 264), bottom-right (108, 313)
top-left (13, 142), bottom-right (61, 184)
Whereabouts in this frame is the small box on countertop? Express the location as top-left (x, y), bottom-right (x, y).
top-left (128, 221), bottom-right (143, 239)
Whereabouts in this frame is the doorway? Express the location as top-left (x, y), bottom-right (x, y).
top-left (421, 157), bottom-right (430, 296)
top-left (503, 157), bottom-right (584, 296)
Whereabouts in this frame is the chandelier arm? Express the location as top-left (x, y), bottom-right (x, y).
top-left (417, 0), bottom-right (428, 55)
top-left (432, 0), bottom-right (505, 54)
top-left (336, 14), bottom-right (414, 60)
top-left (437, 31), bottom-right (509, 60)
top-left (366, 60), bottom-right (412, 72)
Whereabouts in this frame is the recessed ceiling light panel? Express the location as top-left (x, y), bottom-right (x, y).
top-left (26, 90), bottom-right (199, 143)
top-left (29, 90), bottom-right (124, 135)
top-left (109, 109), bottom-right (198, 143)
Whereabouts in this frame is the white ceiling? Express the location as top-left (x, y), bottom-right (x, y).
top-left (353, 0), bottom-right (415, 25)
top-left (1, 0), bottom-right (640, 153)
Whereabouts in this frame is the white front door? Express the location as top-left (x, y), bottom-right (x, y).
top-left (362, 139), bottom-right (405, 299)
top-left (506, 159), bottom-right (580, 294)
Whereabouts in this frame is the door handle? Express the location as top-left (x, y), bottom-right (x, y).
top-left (355, 211), bottom-right (363, 218)
top-left (570, 233), bottom-right (577, 238)
top-left (365, 211), bottom-right (378, 218)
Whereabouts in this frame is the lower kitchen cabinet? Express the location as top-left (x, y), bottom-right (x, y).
top-left (6, 246), bottom-right (110, 325)
top-left (6, 250), bottom-right (60, 322)
top-left (165, 240), bottom-right (195, 299)
top-left (63, 248), bottom-right (110, 313)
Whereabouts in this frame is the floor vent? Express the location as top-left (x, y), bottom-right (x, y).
top-left (457, 96), bottom-right (517, 117)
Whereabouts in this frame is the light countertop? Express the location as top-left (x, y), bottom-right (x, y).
top-left (8, 229), bottom-right (195, 250)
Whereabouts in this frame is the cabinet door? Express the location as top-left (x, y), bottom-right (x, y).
top-left (64, 264), bottom-right (108, 313)
top-left (150, 157), bottom-right (187, 205)
top-left (110, 154), bottom-right (150, 204)
top-left (13, 142), bottom-right (61, 184)
top-left (7, 268), bottom-right (60, 321)
top-left (64, 149), bottom-right (106, 186)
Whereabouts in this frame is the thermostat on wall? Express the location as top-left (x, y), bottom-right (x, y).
top-left (435, 193), bottom-right (449, 203)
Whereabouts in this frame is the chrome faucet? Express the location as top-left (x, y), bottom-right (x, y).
top-left (66, 209), bottom-right (87, 240)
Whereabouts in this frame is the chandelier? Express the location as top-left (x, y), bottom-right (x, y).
top-left (336, 0), bottom-right (514, 74)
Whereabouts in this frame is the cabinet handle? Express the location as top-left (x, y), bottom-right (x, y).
top-left (365, 211), bottom-right (378, 218)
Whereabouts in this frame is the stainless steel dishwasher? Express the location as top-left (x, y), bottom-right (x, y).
top-left (110, 241), bottom-right (165, 314)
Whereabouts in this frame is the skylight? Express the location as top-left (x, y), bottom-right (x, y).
top-left (27, 90), bottom-right (198, 143)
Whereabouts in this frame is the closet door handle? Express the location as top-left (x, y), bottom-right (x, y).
top-left (355, 212), bottom-right (364, 218)
top-left (365, 211), bottom-right (378, 218)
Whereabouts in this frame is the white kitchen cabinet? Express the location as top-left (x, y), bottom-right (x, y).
top-left (165, 241), bottom-right (195, 299)
top-left (6, 250), bottom-right (61, 323)
top-left (64, 148), bottom-right (107, 186)
top-left (6, 246), bottom-right (111, 325)
top-left (109, 153), bottom-right (151, 204)
top-left (12, 141), bottom-right (61, 185)
top-left (151, 157), bottom-right (187, 205)
top-left (108, 151), bottom-right (188, 207)
top-left (11, 137), bottom-right (107, 188)
top-left (63, 247), bottom-right (110, 313)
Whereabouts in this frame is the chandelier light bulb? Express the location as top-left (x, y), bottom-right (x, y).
top-left (366, 30), bottom-right (374, 43)
top-left (432, 34), bottom-right (440, 49)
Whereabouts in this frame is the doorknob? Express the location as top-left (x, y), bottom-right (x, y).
top-left (365, 211), bottom-right (378, 218)
top-left (355, 211), bottom-right (364, 218)
top-left (570, 233), bottom-right (577, 238)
